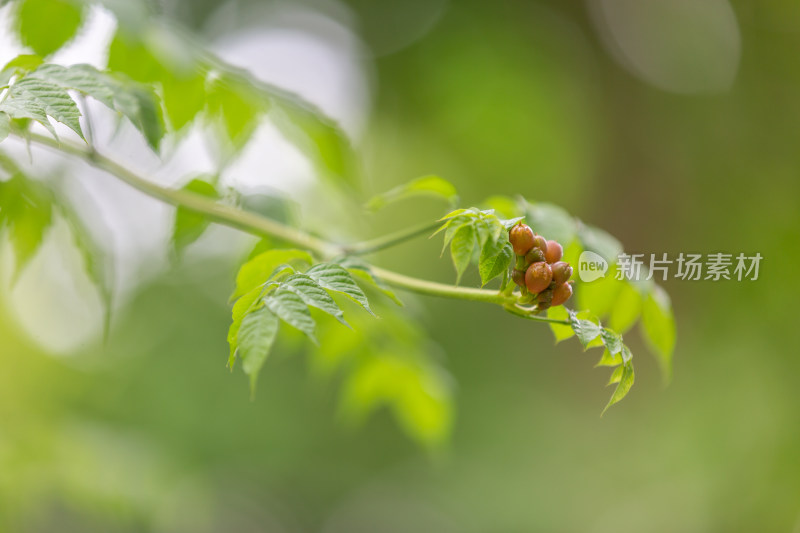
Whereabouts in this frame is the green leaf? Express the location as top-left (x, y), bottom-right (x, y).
top-left (270, 93), bottom-right (358, 189)
top-left (438, 215), bottom-right (470, 255)
top-left (0, 173), bottom-right (53, 278)
top-left (578, 223), bottom-right (623, 263)
top-left (596, 348), bottom-right (622, 367)
top-left (347, 268), bottom-right (403, 306)
top-left (524, 201), bottom-right (577, 244)
top-left (2, 54), bottom-right (43, 75)
top-left (339, 353), bottom-right (453, 448)
top-left (576, 266), bottom-right (623, 319)
top-left (568, 309), bottom-right (603, 347)
top-left (450, 222), bottom-right (477, 283)
top-left (231, 249), bottom-right (313, 301)
top-left (264, 288), bottom-right (317, 342)
top-left (15, 0), bottom-right (84, 57)
top-left (107, 30), bottom-right (164, 84)
top-left (237, 306), bottom-right (279, 394)
top-left (0, 96), bottom-right (56, 138)
top-left (114, 82), bottom-right (164, 151)
top-left (600, 328), bottom-right (623, 356)
top-left (561, 238), bottom-right (583, 269)
top-left (479, 240), bottom-right (512, 286)
top-left (29, 63), bottom-right (115, 108)
top-left (431, 208), bottom-right (478, 242)
top-left (475, 212), bottom-right (503, 247)
top-left (0, 112), bottom-right (9, 142)
top-left (305, 263), bottom-right (374, 315)
top-left (283, 273), bottom-right (348, 326)
top-left (620, 344), bottom-right (633, 364)
top-left (641, 284), bottom-right (676, 380)
top-left (227, 286), bottom-right (264, 367)
top-left (237, 191), bottom-right (295, 223)
top-left (608, 281), bottom-right (642, 334)
top-left (547, 305), bottom-right (575, 343)
top-left (608, 365), bottom-right (624, 385)
top-left (438, 208), bottom-right (470, 221)
top-left (481, 195), bottom-right (520, 218)
top-left (366, 175), bottom-right (458, 211)
top-left (7, 201), bottom-right (51, 276)
top-left (172, 178), bottom-right (218, 255)
top-left (335, 256), bottom-right (403, 306)
top-left (54, 190), bottom-right (114, 339)
top-left (207, 73), bottom-right (267, 150)
top-left (27, 63), bottom-right (164, 148)
top-left (1, 55), bottom-right (43, 87)
top-left (602, 362), bottom-right (635, 415)
top-left (499, 216), bottom-right (525, 231)
top-left (161, 71), bottom-right (207, 131)
top-left (267, 264), bottom-right (296, 282)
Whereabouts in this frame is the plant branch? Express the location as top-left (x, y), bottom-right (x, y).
top-left (371, 266), bottom-right (515, 304)
top-left (20, 132), bottom-right (340, 258)
top-left (16, 132), bottom-right (516, 306)
top-left (344, 219), bottom-right (443, 256)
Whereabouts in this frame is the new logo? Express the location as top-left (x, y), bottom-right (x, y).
top-left (578, 251), bottom-right (608, 282)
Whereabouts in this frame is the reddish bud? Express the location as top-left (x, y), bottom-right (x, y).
top-left (551, 282), bottom-right (573, 306)
top-left (532, 235), bottom-right (548, 254)
top-left (525, 248), bottom-right (546, 265)
top-left (551, 261), bottom-right (573, 284)
top-left (509, 224), bottom-right (535, 256)
top-left (525, 261), bottom-right (553, 294)
top-left (544, 240), bottom-right (563, 264)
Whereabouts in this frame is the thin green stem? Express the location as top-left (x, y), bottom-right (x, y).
top-left (18, 132), bottom-right (513, 305)
top-left (371, 267), bottom-right (515, 304)
top-left (503, 303), bottom-right (570, 325)
top-left (344, 219), bottom-right (442, 255)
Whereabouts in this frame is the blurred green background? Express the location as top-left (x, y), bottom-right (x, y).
top-left (2, 0), bottom-right (800, 531)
